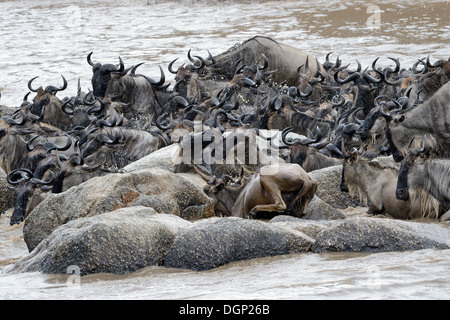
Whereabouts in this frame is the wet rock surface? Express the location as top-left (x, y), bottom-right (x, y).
top-left (24, 166), bottom-right (214, 251)
top-left (164, 217), bottom-right (314, 271)
top-left (0, 168), bottom-right (14, 216)
top-left (312, 217), bottom-right (450, 253)
top-left (6, 207), bottom-right (191, 275)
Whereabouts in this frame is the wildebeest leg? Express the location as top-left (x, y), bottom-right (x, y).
top-left (367, 204), bottom-right (385, 216)
top-left (285, 181), bottom-right (310, 217)
top-left (249, 182), bottom-right (287, 217)
top-left (295, 181), bottom-right (317, 217)
top-left (439, 210), bottom-right (450, 222)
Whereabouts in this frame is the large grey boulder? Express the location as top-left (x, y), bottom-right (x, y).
top-left (6, 207), bottom-right (191, 275)
top-left (308, 165), bottom-right (361, 209)
top-left (269, 215), bottom-right (333, 239)
top-left (24, 168), bottom-right (214, 252)
top-left (303, 196), bottom-right (345, 220)
top-left (122, 143), bottom-right (182, 173)
top-left (313, 217), bottom-right (450, 253)
top-left (164, 217), bottom-right (314, 271)
top-left (0, 168), bottom-right (14, 215)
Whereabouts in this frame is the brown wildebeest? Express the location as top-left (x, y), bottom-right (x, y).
top-left (396, 136), bottom-right (450, 221)
top-left (194, 163), bottom-right (317, 219)
top-left (340, 145), bottom-right (440, 219)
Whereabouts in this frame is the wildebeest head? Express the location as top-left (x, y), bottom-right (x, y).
top-left (88, 52), bottom-right (130, 98)
top-left (339, 143), bottom-right (360, 193)
top-left (395, 136), bottom-right (433, 201)
top-left (80, 130), bottom-right (121, 165)
top-left (7, 168), bottom-right (55, 225)
top-left (24, 134), bottom-right (72, 172)
top-left (193, 164), bottom-right (245, 217)
top-left (339, 141), bottom-right (378, 194)
top-left (27, 75), bottom-right (72, 130)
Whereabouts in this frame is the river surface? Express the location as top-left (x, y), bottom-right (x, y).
top-left (0, 0), bottom-right (449, 300)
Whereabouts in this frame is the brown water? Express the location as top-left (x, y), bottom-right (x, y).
top-left (0, 0), bottom-right (449, 300)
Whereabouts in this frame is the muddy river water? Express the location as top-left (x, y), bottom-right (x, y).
top-left (0, 0), bottom-right (449, 299)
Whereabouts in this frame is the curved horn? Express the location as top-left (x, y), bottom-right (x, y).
top-left (187, 49), bottom-right (196, 63)
top-left (129, 62), bottom-right (145, 77)
top-left (379, 104), bottom-right (392, 122)
top-left (156, 113), bottom-right (174, 131)
top-left (28, 76), bottom-right (42, 93)
top-left (61, 99), bottom-right (74, 115)
top-left (7, 169), bottom-right (33, 185)
top-left (187, 49), bottom-right (206, 70)
top-left (256, 54), bottom-right (269, 70)
top-left (298, 83), bottom-right (313, 98)
top-left (362, 68), bottom-right (383, 84)
top-left (6, 110), bottom-right (27, 126)
top-left (44, 134), bottom-right (72, 153)
top-left (383, 68), bottom-right (403, 86)
top-left (269, 93), bottom-right (281, 111)
top-left (87, 51), bottom-right (96, 66)
top-left (281, 126), bottom-right (295, 146)
top-left (144, 66), bottom-right (165, 87)
top-left (413, 58), bottom-right (428, 74)
top-left (206, 50), bottom-right (216, 65)
top-left (168, 58), bottom-right (180, 74)
top-left (83, 90), bottom-right (97, 106)
top-left (297, 126), bottom-right (322, 145)
top-left (214, 110), bottom-right (227, 132)
top-left (426, 55), bottom-right (445, 68)
top-left (172, 95), bottom-right (189, 108)
top-left (192, 55), bottom-right (206, 70)
top-left (44, 74), bottom-right (68, 94)
top-left (333, 67), bottom-right (361, 84)
top-left (407, 136), bottom-right (416, 150)
top-left (26, 135), bottom-right (40, 151)
top-left (30, 170), bottom-right (55, 185)
top-left (386, 57), bottom-right (400, 74)
top-left (331, 94), bottom-right (345, 107)
top-left (116, 56), bottom-right (125, 73)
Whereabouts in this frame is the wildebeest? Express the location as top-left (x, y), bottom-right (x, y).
top-left (7, 168), bottom-right (55, 225)
top-left (80, 126), bottom-right (168, 170)
top-left (87, 53), bottom-right (169, 124)
top-left (395, 137), bottom-right (450, 221)
top-left (340, 145), bottom-right (440, 219)
top-left (380, 81), bottom-right (450, 161)
top-left (203, 36), bottom-right (325, 86)
top-left (281, 126), bottom-right (342, 172)
top-left (27, 75), bottom-right (73, 131)
top-left (194, 163), bottom-right (317, 218)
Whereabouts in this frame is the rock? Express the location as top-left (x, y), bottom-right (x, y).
top-left (164, 217), bottom-right (314, 271)
top-left (5, 207), bottom-right (191, 275)
top-left (313, 217), bottom-right (450, 253)
top-left (308, 165), bottom-right (364, 209)
top-left (0, 168), bottom-right (14, 215)
top-left (303, 196), bottom-right (345, 220)
top-left (269, 215), bottom-right (332, 239)
top-left (122, 143), bottom-right (182, 173)
top-left (24, 168), bottom-right (214, 252)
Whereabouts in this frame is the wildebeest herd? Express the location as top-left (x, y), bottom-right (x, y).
top-left (1, 36), bottom-right (449, 225)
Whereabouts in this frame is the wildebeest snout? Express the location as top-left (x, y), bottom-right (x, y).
top-left (395, 188), bottom-right (409, 201)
